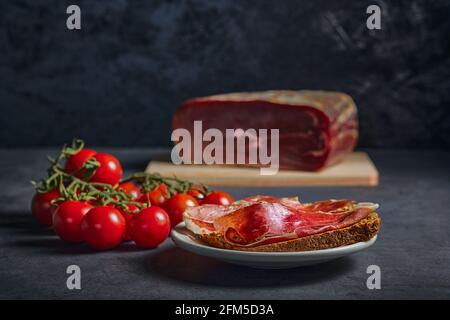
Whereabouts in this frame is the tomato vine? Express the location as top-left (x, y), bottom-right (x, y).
top-left (31, 139), bottom-right (209, 211)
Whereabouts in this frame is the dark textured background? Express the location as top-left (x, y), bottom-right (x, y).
top-left (1, 0), bottom-right (449, 148)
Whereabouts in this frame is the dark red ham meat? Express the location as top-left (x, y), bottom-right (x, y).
top-left (173, 90), bottom-right (358, 171)
top-left (184, 196), bottom-right (377, 247)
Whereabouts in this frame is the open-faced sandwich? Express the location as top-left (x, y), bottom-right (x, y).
top-left (184, 195), bottom-right (380, 252)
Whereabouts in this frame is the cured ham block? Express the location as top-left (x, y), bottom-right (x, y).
top-left (173, 90), bottom-right (358, 171)
top-left (184, 195), bottom-right (379, 248)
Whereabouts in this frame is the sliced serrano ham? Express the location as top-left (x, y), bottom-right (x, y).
top-left (184, 196), bottom-right (378, 247)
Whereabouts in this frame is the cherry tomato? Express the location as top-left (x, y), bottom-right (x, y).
top-left (157, 183), bottom-right (169, 196)
top-left (139, 183), bottom-right (170, 206)
top-left (88, 153), bottom-right (123, 186)
top-left (81, 206), bottom-right (126, 250)
top-left (130, 206), bottom-right (170, 248)
top-left (117, 203), bottom-right (139, 241)
top-left (118, 182), bottom-right (141, 200)
top-left (53, 201), bottom-right (93, 243)
top-left (65, 149), bottom-right (122, 186)
top-left (163, 194), bottom-right (198, 228)
top-left (31, 189), bottom-right (61, 225)
top-left (201, 191), bottom-right (233, 206)
top-left (64, 148), bottom-right (97, 177)
top-left (187, 187), bottom-right (205, 201)
top-left (140, 190), bottom-right (165, 206)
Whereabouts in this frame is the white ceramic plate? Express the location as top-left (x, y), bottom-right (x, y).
top-left (171, 223), bottom-right (377, 269)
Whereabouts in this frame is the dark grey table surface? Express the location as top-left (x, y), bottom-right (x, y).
top-left (0, 148), bottom-right (449, 300)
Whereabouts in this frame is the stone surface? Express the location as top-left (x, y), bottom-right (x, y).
top-left (0, 148), bottom-right (449, 299)
top-left (1, 1), bottom-right (450, 148)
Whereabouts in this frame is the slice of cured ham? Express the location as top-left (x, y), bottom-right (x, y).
top-left (173, 90), bottom-right (358, 171)
top-left (184, 196), bottom-right (378, 247)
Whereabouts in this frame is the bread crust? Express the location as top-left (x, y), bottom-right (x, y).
top-left (194, 212), bottom-right (380, 252)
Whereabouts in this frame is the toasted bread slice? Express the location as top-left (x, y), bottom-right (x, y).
top-left (193, 211), bottom-right (380, 252)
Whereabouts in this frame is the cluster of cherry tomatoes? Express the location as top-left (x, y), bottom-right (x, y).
top-left (31, 140), bottom-right (233, 251)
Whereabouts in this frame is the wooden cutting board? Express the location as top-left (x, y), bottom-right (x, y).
top-left (145, 152), bottom-right (379, 187)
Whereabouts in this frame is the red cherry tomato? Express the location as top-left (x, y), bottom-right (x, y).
top-left (117, 203), bottom-right (139, 242)
top-left (157, 183), bottom-right (169, 196)
top-left (130, 206), bottom-right (170, 248)
top-left (53, 201), bottom-right (93, 243)
top-left (81, 206), bottom-right (126, 250)
top-left (64, 148), bottom-right (97, 177)
top-left (163, 194), bottom-right (198, 228)
top-left (139, 183), bottom-right (170, 206)
top-left (140, 190), bottom-right (165, 206)
top-left (118, 182), bottom-right (141, 200)
top-left (201, 191), bottom-right (233, 206)
top-left (88, 153), bottom-right (123, 185)
top-left (31, 189), bottom-right (61, 225)
top-left (64, 149), bottom-right (122, 185)
top-left (187, 188), bottom-right (205, 201)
